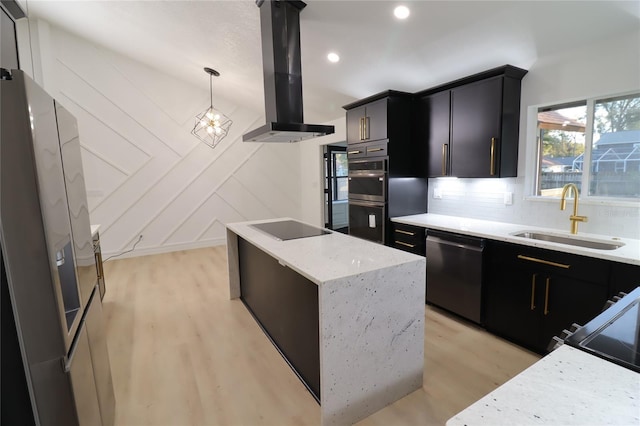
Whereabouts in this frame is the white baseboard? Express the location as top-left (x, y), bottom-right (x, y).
top-left (102, 237), bottom-right (227, 262)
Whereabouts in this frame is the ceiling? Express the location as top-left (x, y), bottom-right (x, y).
top-left (22, 0), bottom-right (640, 124)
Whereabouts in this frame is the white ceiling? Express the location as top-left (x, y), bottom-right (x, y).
top-left (22, 0), bottom-right (640, 123)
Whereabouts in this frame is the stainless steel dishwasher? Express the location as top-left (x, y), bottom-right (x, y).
top-left (426, 229), bottom-right (485, 324)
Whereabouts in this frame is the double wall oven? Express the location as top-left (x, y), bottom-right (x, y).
top-left (348, 157), bottom-right (387, 244)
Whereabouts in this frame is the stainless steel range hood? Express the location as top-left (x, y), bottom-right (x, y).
top-left (243, 0), bottom-right (335, 143)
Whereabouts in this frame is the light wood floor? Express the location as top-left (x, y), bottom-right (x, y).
top-left (102, 246), bottom-right (540, 426)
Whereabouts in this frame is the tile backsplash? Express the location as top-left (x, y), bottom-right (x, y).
top-left (428, 178), bottom-right (640, 239)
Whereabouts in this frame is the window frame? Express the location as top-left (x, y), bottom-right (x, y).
top-left (527, 89), bottom-right (640, 205)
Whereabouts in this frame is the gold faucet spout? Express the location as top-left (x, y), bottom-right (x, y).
top-left (560, 183), bottom-right (587, 234)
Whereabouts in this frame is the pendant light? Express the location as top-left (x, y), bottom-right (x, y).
top-left (191, 67), bottom-right (232, 149)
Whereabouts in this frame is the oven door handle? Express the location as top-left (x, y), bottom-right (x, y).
top-left (348, 171), bottom-right (386, 177)
top-left (348, 199), bottom-right (386, 208)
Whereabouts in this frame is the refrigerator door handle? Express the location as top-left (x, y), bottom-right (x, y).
top-left (63, 317), bottom-right (87, 372)
top-left (56, 249), bottom-right (65, 266)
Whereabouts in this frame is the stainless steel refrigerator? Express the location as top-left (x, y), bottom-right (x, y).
top-left (1, 69), bottom-right (115, 425)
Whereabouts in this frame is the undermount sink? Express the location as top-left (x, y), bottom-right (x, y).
top-left (512, 231), bottom-right (625, 251)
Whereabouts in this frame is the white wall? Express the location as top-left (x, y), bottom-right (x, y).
top-left (21, 20), bottom-right (303, 257)
top-left (428, 29), bottom-right (640, 239)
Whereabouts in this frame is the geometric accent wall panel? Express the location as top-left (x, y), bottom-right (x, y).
top-left (43, 24), bottom-right (304, 256)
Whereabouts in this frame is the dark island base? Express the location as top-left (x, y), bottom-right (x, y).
top-left (238, 237), bottom-right (321, 402)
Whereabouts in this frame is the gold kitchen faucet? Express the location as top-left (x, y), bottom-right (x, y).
top-left (560, 183), bottom-right (588, 234)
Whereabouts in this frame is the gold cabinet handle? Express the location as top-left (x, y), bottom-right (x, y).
top-left (544, 277), bottom-right (550, 315)
top-left (95, 253), bottom-right (103, 279)
top-left (530, 273), bottom-right (537, 310)
top-left (368, 147), bottom-right (384, 152)
top-left (490, 137), bottom-right (497, 176)
top-left (348, 150), bottom-right (361, 155)
top-left (395, 241), bottom-right (416, 248)
top-left (517, 255), bottom-right (571, 269)
top-left (442, 143), bottom-right (448, 176)
top-left (364, 116), bottom-right (369, 140)
top-left (395, 229), bottom-right (415, 236)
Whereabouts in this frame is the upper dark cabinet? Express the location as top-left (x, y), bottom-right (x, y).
top-left (415, 91), bottom-right (451, 178)
top-left (416, 65), bottom-right (527, 178)
top-left (451, 76), bottom-right (504, 178)
top-left (346, 98), bottom-right (388, 144)
top-left (344, 92), bottom-right (415, 177)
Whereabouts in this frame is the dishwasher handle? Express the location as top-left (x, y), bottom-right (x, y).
top-left (426, 236), bottom-right (484, 252)
top-left (426, 232), bottom-right (485, 252)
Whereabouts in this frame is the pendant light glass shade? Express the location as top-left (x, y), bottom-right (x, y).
top-left (191, 67), bottom-right (232, 149)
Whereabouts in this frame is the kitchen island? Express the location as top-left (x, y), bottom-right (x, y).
top-left (226, 218), bottom-right (426, 426)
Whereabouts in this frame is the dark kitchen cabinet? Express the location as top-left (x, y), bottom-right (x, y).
top-left (390, 222), bottom-right (425, 256)
top-left (415, 91), bottom-right (451, 177)
top-left (610, 262), bottom-right (640, 295)
top-left (485, 241), bottom-right (609, 354)
top-left (344, 91), bottom-right (416, 177)
top-left (346, 139), bottom-right (388, 159)
top-left (450, 77), bottom-right (504, 177)
top-left (346, 98), bottom-right (388, 144)
top-left (415, 65), bottom-right (527, 178)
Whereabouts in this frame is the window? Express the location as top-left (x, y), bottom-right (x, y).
top-left (324, 147), bottom-right (348, 202)
top-left (332, 152), bottom-right (348, 200)
top-left (535, 92), bottom-right (640, 200)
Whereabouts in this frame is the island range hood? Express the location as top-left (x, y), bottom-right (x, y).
top-left (243, 0), bottom-right (335, 143)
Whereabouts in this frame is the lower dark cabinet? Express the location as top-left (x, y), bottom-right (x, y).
top-left (485, 241), bottom-right (609, 354)
top-left (390, 223), bottom-right (425, 256)
top-left (238, 237), bottom-right (320, 401)
top-left (610, 262), bottom-right (640, 295)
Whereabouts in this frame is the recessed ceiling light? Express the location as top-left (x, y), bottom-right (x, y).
top-left (327, 52), bottom-right (340, 63)
top-left (394, 5), bottom-right (410, 20)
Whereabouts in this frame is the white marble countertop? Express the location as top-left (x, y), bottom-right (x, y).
top-left (90, 224), bottom-right (100, 237)
top-left (447, 345), bottom-right (640, 425)
top-left (392, 213), bottom-right (640, 266)
top-left (226, 218), bottom-right (424, 285)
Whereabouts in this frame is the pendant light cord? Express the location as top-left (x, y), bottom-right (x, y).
top-left (209, 72), bottom-right (213, 109)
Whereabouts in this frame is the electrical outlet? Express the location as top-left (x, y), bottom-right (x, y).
top-left (504, 192), bottom-right (513, 205)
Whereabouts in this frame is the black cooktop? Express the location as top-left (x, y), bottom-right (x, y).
top-left (566, 287), bottom-right (640, 373)
top-left (250, 220), bottom-right (330, 241)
